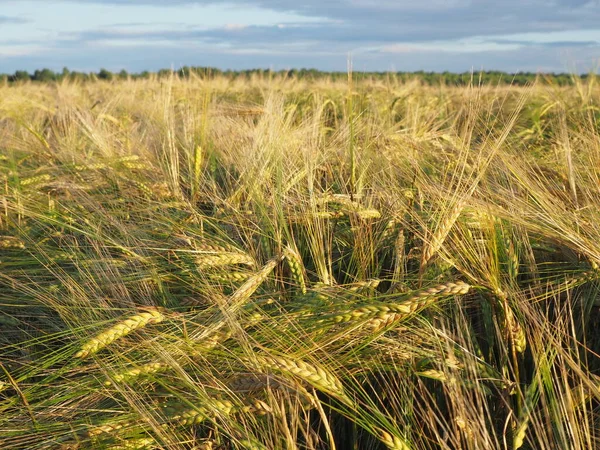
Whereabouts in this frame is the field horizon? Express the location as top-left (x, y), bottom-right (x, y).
top-left (2, 66), bottom-right (596, 87)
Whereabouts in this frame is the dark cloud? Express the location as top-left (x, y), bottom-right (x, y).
top-left (63, 19), bottom-right (600, 52)
top-left (2, 1), bottom-right (600, 42)
top-left (70, 23), bottom-right (438, 45)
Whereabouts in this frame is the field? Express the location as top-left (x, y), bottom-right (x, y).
top-left (1, 73), bottom-right (600, 449)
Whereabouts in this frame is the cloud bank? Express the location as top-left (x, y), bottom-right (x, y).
top-left (1, 0), bottom-right (599, 73)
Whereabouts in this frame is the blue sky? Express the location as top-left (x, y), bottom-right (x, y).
top-left (1, 0), bottom-right (599, 73)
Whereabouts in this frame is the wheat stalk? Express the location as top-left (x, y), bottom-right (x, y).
top-left (194, 241), bottom-right (239, 253)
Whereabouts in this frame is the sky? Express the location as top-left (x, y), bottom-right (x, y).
top-left (1, 0), bottom-right (599, 74)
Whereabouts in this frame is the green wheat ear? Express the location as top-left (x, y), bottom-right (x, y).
top-left (75, 309), bottom-right (164, 358)
top-left (284, 245), bottom-right (307, 294)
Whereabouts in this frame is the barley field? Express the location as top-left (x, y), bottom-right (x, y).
top-left (1, 73), bottom-right (600, 449)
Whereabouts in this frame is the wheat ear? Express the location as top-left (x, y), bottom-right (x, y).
top-left (347, 279), bottom-right (381, 293)
top-left (207, 271), bottom-right (251, 282)
top-left (166, 398), bottom-right (272, 426)
top-left (253, 355), bottom-right (345, 398)
top-left (74, 162), bottom-right (108, 171)
top-left (327, 281), bottom-right (470, 330)
top-left (513, 416), bottom-right (530, 450)
top-left (421, 199), bottom-right (465, 269)
top-left (378, 430), bottom-right (411, 450)
top-left (107, 437), bottom-right (156, 449)
top-left (354, 208), bottom-right (381, 220)
top-left (227, 374), bottom-right (284, 392)
top-left (105, 362), bottom-right (168, 386)
top-left (75, 309), bottom-right (164, 359)
top-left (284, 245), bottom-right (307, 294)
top-left (20, 174), bottom-right (51, 186)
top-left (191, 260), bottom-right (278, 351)
top-left (228, 257), bottom-right (279, 312)
top-left (87, 420), bottom-right (133, 437)
top-left (495, 289), bottom-right (526, 354)
top-left (503, 303), bottom-right (526, 354)
top-left (195, 252), bottom-right (255, 269)
top-left (0, 237), bottom-right (25, 249)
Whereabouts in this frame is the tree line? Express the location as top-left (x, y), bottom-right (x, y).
top-left (0, 66), bottom-right (590, 86)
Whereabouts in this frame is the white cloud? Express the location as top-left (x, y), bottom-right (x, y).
top-left (224, 23), bottom-right (247, 31)
top-left (0, 44), bottom-right (44, 57)
top-left (380, 40), bottom-right (522, 54)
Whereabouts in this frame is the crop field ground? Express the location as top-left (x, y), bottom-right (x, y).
top-left (1, 72), bottom-right (600, 449)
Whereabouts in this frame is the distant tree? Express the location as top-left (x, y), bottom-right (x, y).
top-left (68, 71), bottom-right (88, 82)
top-left (10, 70), bottom-right (30, 82)
top-left (179, 66), bottom-right (191, 78)
top-left (97, 68), bottom-right (113, 80)
top-left (32, 68), bottom-right (56, 82)
top-left (4, 66), bottom-right (593, 86)
top-left (556, 74), bottom-right (571, 86)
top-left (157, 69), bottom-right (172, 79)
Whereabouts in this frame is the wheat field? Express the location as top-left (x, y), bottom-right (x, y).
top-left (1, 72), bottom-right (600, 449)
